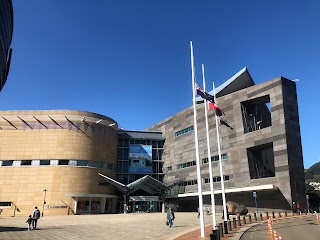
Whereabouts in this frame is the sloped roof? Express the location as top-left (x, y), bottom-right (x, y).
top-left (196, 67), bottom-right (255, 101)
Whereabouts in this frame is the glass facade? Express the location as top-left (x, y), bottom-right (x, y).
top-left (117, 132), bottom-right (165, 184)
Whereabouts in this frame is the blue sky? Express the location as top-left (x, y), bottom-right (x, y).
top-left (1, 0), bottom-right (319, 168)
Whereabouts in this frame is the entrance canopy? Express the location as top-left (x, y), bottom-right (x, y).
top-left (98, 173), bottom-right (183, 196)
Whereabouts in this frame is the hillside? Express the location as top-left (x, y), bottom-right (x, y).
top-left (305, 161), bottom-right (320, 182)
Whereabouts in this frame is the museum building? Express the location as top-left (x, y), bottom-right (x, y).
top-left (0, 68), bottom-right (306, 216)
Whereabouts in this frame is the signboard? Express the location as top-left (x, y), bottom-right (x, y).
top-left (129, 145), bottom-right (152, 173)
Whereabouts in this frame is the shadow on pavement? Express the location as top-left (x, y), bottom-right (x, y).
top-left (0, 226), bottom-right (29, 232)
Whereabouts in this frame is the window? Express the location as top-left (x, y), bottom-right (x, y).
top-left (175, 126), bottom-right (194, 137)
top-left (0, 202), bottom-right (11, 207)
top-left (2, 160), bottom-right (13, 166)
top-left (21, 160), bottom-right (32, 166)
top-left (58, 160), bottom-right (69, 165)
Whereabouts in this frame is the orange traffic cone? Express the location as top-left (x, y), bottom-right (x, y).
top-left (282, 213), bottom-right (285, 220)
top-left (299, 211), bottom-right (302, 218)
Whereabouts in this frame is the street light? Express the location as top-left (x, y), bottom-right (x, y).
top-left (42, 189), bottom-right (48, 217)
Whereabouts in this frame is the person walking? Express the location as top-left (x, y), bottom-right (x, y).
top-left (31, 206), bottom-right (41, 230)
top-left (297, 202), bottom-right (301, 213)
top-left (26, 215), bottom-right (33, 231)
top-left (166, 207), bottom-right (174, 228)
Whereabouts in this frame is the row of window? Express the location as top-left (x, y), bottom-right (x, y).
top-left (204, 175), bottom-right (230, 183)
top-left (202, 153), bottom-right (228, 164)
top-left (177, 160), bottom-right (196, 170)
top-left (0, 160), bottom-right (116, 171)
top-left (178, 175), bottom-right (230, 187)
top-left (175, 126), bottom-right (194, 137)
top-left (118, 139), bottom-right (164, 148)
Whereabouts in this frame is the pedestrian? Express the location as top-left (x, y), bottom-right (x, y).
top-left (292, 201), bottom-right (297, 214)
top-left (26, 215), bottom-right (33, 231)
top-left (297, 202), bottom-right (301, 213)
top-left (166, 207), bottom-right (174, 228)
top-left (197, 207), bottom-right (200, 218)
top-left (31, 206), bottom-right (41, 230)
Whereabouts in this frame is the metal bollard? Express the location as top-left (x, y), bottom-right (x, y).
top-left (210, 228), bottom-right (219, 240)
top-left (272, 211), bottom-right (275, 218)
top-left (224, 221), bottom-right (228, 234)
top-left (305, 209), bottom-right (307, 215)
top-left (233, 217), bottom-right (237, 229)
top-left (248, 214), bottom-right (252, 223)
top-left (219, 223), bottom-right (224, 238)
top-left (254, 212), bottom-right (257, 221)
top-left (278, 212), bottom-right (281, 218)
top-left (266, 212), bottom-right (269, 219)
top-left (237, 216), bottom-right (241, 226)
top-left (260, 213), bottom-right (263, 221)
top-left (285, 211), bottom-right (287, 217)
top-left (242, 215), bottom-right (246, 224)
top-left (228, 220), bottom-right (232, 232)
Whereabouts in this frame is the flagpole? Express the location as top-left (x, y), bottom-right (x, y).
top-left (213, 82), bottom-right (228, 234)
top-left (190, 41), bottom-right (205, 237)
top-left (202, 64), bottom-right (217, 230)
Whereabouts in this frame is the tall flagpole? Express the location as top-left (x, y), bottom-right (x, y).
top-left (202, 64), bottom-right (217, 230)
top-left (213, 82), bottom-right (228, 233)
top-left (190, 41), bottom-right (205, 237)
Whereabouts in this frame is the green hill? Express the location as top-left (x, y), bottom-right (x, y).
top-left (305, 162), bottom-right (320, 182)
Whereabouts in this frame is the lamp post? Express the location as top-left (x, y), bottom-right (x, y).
top-left (42, 189), bottom-right (48, 217)
top-left (253, 192), bottom-right (258, 213)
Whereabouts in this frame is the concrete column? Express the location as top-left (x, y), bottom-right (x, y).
top-left (100, 197), bottom-right (106, 214)
top-left (112, 198), bottom-right (117, 213)
top-left (162, 202), bottom-right (165, 213)
top-left (74, 197), bottom-right (78, 214)
top-left (89, 197), bottom-right (92, 214)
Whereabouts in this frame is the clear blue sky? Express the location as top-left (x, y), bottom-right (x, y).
top-left (1, 0), bottom-right (319, 168)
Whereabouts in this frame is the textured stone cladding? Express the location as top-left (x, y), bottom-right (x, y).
top-left (281, 79), bottom-right (306, 208)
top-left (0, 110), bottom-right (118, 216)
top-left (148, 77), bottom-right (304, 209)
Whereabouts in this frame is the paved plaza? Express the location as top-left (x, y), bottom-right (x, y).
top-left (0, 212), bottom-right (224, 240)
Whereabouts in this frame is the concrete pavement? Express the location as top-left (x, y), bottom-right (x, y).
top-left (0, 212), bottom-right (224, 240)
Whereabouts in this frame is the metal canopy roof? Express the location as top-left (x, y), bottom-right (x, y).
top-left (99, 173), bottom-right (183, 196)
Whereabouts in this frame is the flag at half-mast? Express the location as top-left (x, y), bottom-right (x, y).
top-left (195, 83), bottom-right (225, 116)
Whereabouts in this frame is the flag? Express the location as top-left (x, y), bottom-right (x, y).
top-left (196, 83), bottom-right (225, 116)
top-left (209, 102), bottom-right (225, 116)
top-left (219, 118), bottom-right (233, 130)
top-left (196, 83), bottom-right (215, 103)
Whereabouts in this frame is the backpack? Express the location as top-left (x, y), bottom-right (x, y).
top-left (36, 210), bottom-right (40, 218)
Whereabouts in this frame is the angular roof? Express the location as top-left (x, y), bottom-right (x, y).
top-left (99, 173), bottom-right (183, 195)
top-left (196, 67), bottom-right (255, 101)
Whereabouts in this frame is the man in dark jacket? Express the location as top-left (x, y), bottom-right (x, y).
top-left (31, 206), bottom-right (41, 229)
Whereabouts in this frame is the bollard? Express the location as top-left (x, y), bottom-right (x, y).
top-left (254, 212), bottom-right (257, 221)
top-left (266, 212), bottom-right (269, 219)
top-left (210, 228), bottom-right (219, 240)
top-left (224, 221), bottom-right (228, 234)
top-left (228, 220), bottom-right (232, 232)
top-left (233, 217), bottom-right (237, 229)
top-left (285, 211), bottom-right (287, 217)
top-left (219, 223), bottom-right (224, 238)
top-left (272, 211), bottom-right (275, 218)
top-left (248, 214), bottom-right (252, 223)
top-left (237, 216), bottom-right (241, 226)
top-left (242, 215), bottom-right (246, 224)
top-left (278, 212), bottom-right (281, 218)
top-left (260, 213), bottom-right (263, 221)
top-left (304, 209), bottom-right (307, 215)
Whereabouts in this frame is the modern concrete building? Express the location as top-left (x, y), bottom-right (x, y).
top-left (148, 67), bottom-right (306, 211)
top-left (0, 110), bottom-right (119, 216)
top-left (0, 68), bottom-right (306, 216)
top-left (0, 0), bottom-right (14, 91)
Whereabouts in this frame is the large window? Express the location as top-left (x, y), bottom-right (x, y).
top-left (247, 143), bottom-right (275, 179)
top-left (241, 95), bottom-right (272, 133)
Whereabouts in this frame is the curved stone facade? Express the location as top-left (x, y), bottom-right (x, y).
top-left (0, 0), bottom-right (14, 91)
top-left (0, 110), bottom-right (119, 216)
